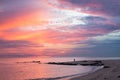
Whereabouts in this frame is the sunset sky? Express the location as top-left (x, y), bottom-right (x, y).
top-left (0, 0), bottom-right (120, 57)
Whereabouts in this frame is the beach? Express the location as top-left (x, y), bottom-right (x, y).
top-left (0, 57), bottom-right (101, 80)
top-left (69, 60), bottom-right (120, 80)
top-left (1, 57), bottom-right (120, 80)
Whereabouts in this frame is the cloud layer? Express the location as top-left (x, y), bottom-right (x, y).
top-left (0, 0), bottom-right (120, 57)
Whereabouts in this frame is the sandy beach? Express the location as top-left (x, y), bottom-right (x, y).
top-left (69, 60), bottom-right (120, 80)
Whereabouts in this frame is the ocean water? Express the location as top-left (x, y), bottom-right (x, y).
top-left (0, 57), bottom-right (119, 80)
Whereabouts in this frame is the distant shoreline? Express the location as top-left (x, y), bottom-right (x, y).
top-left (69, 60), bottom-right (120, 80)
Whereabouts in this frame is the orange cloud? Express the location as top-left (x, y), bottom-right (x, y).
top-left (0, 12), bottom-right (50, 31)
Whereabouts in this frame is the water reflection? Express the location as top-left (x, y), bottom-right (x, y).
top-left (0, 57), bottom-right (116, 80)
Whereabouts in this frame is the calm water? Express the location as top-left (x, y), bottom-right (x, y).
top-left (0, 57), bottom-right (119, 80)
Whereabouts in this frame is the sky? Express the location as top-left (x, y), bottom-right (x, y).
top-left (0, 0), bottom-right (120, 57)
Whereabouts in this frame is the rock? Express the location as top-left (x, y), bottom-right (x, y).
top-left (103, 66), bottom-right (110, 68)
top-left (47, 60), bottom-right (104, 66)
top-left (118, 75), bottom-right (120, 78)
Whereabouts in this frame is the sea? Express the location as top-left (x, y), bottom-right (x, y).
top-left (0, 57), bottom-right (119, 80)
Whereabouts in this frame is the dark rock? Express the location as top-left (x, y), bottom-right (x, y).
top-left (104, 66), bottom-right (110, 68)
top-left (16, 61), bottom-right (41, 64)
top-left (104, 77), bottom-right (108, 79)
top-left (48, 62), bottom-right (77, 65)
top-left (118, 75), bottom-right (120, 78)
top-left (47, 60), bottom-right (104, 66)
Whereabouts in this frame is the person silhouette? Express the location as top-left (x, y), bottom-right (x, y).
top-left (74, 59), bottom-right (75, 62)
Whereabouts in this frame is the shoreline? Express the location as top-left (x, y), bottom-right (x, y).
top-left (29, 59), bottom-right (120, 80)
top-left (69, 60), bottom-right (120, 80)
top-left (59, 66), bottom-right (103, 80)
top-left (29, 60), bottom-right (103, 80)
top-left (29, 66), bottom-right (103, 80)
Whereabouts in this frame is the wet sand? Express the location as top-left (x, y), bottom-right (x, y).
top-left (70, 60), bottom-right (120, 80)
